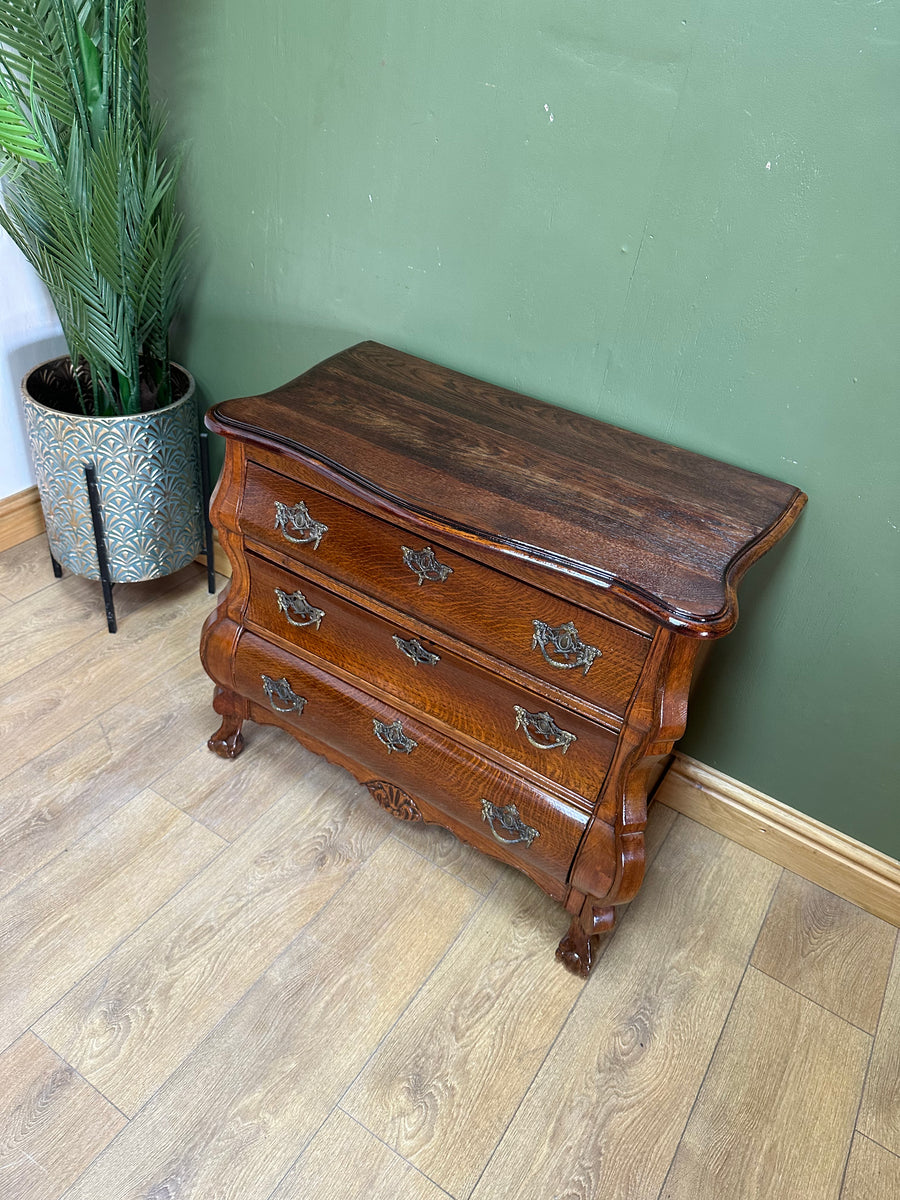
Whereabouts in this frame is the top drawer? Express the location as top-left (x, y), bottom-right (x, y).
top-left (239, 460), bottom-right (651, 717)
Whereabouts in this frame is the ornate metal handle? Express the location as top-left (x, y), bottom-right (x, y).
top-left (261, 674), bottom-right (307, 714)
top-left (274, 587), bottom-right (325, 629)
top-left (531, 619), bottom-right (601, 676)
top-left (274, 499), bottom-right (328, 548)
top-left (373, 718), bottom-right (418, 754)
top-left (481, 799), bottom-right (540, 847)
top-left (513, 705), bottom-right (576, 754)
top-left (401, 545), bottom-right (453, 586)
top-left (392, 635), bottom-right (440, 666)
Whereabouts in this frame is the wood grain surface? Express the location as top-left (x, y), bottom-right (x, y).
top-left (0, 488), bottom-right (45, 555)
top-left (343, 868), bottom-right (586, 1196)
top-left (35, 763), bottom-right (392, 1114)
top-left (661, 968), bottom-right (870, 1199)
top-left (0, 535), bottom-right (56, 603)
top-left (0, 656), bottom-right (212, 897)
top-left (211, 341), bottom-right (806, 633)
top-left (858, 939), bottom-right (900, 1156)
top-left (0, 566), bottom-right (179, 687)
top-left (469, 818), bottom-right (782, 1200)
top-left (390, 817), bottom-right (509, 895)
top-left (0, 1033), bottom-right (125, 1200)
top-left (0, 533), bottom-right (893, 1200)
top-left (0, 565), bottom-right (216, 778)
top-left (752, 871), bottom-right (896, 1032)
top-left (0, 789), bottom-right (223, 1054)
top-left (57, 839), bottom-right (478, 1200)
top-left (151, 720), bottom-right (324, 840)
top-left (270, 1110), bottom-right (449, 1200)
top-left (841, 1134), bottom-right (900, 1200)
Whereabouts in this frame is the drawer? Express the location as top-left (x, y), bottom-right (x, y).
top-left (231, 631), bottom-right (596, 895)
top-left (240, 461), bottom-right (650, 717)
top-left (244, 552), bottom-right (618, 807)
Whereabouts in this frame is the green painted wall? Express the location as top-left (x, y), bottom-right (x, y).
top-left (149, 2), bottom-right (899, 857)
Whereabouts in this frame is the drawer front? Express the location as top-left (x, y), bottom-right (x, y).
top-left (240, 461), bottom-right (650, 717)
top-left (232, 631), bottom-right (591, 893)
top-left (244, 553), bottom-right (618, 806)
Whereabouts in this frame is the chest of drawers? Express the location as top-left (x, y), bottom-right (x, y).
top-left (199, 342), bottom-right (806, 976)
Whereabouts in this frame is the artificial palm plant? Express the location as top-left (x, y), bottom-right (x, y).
top-left (0, 0), bottom-right (190, 417)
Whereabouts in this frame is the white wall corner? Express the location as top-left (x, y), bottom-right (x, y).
top-left (0, 228), bottom-right (67, 500)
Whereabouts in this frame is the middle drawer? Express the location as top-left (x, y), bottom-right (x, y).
top-left (244, 551), bottom-right (618, 808)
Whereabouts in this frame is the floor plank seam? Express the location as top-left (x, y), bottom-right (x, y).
top-left (385, 829), bottom-right (502, 896)
top-left (0, 773), bottom-right (207, 908)
top-left (23, 828), bottom-right (236, 1061)
top-left (0, 615), bottom-right (209, 791)
top-left (652, 869), bottom-right (784, 1200)
top-left (749, 963), bottom-right (882, 1038)
top-left (336, 1106), bottom-right (459, 1199)
top-left (332, 886), bottom-right (495, 1125)
top-left (259, 1103), bottom-right (337, 1200)
top-left (0, 559), bottom-right (193, 686)
top-left (0, 556), bottom-right (191, 667)
top-left (840, 928), bottom-right (900, 1196)
top-left (840, 1032), bottom-right (881, 1197)
top-left (460, 950), bottom-right (601, 1199)
top-left (457, 823), bottom-right (679, 1200)
top-left (853, 1131), bottom-right (900, 1163)
top-left (90, 835), bottom-right (412, 1123)
top-left (30, 1028), bottom-right (132, 1124)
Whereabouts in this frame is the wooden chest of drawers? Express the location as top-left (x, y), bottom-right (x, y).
top-left (199, 342), bottom-right (806, 976)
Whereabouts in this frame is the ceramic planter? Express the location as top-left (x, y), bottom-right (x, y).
top-left (21, 357), bottom-right (204, 583)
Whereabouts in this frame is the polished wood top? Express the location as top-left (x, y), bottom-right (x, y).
top-left (207, 341), bottom-right (806, 635)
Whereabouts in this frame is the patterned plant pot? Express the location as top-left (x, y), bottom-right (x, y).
top-left (21, 357), bottom-right (203, 583)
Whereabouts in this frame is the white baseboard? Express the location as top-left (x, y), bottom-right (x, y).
top-left (657, 754), bottom-right (900, 926)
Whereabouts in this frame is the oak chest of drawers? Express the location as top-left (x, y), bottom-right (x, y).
top-left (200, 342), bottom-right (806, 976)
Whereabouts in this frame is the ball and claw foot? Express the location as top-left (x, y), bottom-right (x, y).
top-left (207, 687), bottom-right (247, 758)
top-left (208, 718), bottom-right (244, 759)
top-left (556, 904), bottom-right (617, 978)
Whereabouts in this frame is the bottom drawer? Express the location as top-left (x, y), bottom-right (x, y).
top-left (231, 631), bottom-right (610, 897)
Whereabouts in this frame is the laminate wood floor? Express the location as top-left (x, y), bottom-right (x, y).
top-left (1, 535), bottom-right (897, 1199)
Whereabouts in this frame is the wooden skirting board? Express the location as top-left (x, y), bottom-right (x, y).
top-left (0, 484), bottom-right (44, 553)
top-left (0, 486), bottom-right (895, 925)
top-left (657, 755), bottom-right (900, 926)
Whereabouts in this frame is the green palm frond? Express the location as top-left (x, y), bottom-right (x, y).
top-left (0, 0), bottom-right (191, 415)
top-left (0, 2), bottom-right (76, 129)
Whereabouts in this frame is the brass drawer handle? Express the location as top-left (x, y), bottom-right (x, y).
top-left (513, 705), bottom-right (576, 754)
top-left (274, 500), bottom-right (328, 548)
top-left (373, 718), bottom-right (418, 754)
top-left (393, 635), bottom-right (440, 666)
top-left (531, 619), bottom-right (601, 676)
top-left (481, 799), bottom-right (540, 847)
top-left (402, 545), bottom-right (453, 586)
top-left (275, 587), bottom-right (325, 629)
top-left (261, 674), bottom-right (307, 714)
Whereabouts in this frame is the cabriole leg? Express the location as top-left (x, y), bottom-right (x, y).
top-left (556, 900), bottom-right (617, 978)
top-left (208, 685), bottom-right (247, 758)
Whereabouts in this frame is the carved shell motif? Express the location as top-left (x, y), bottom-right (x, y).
top-left (365, 780), bottom-right (424, 822)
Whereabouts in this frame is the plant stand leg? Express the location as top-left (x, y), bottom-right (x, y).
top-left (49, 550), bottom-right (63, 578)
top-left (84, 461), bottom-right (117, 634)
top-left (199, 430), bottom-right (216, 594)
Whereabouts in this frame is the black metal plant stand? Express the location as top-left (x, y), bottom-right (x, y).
top-left (46, 432), bottom-right (217, 634)
top-left (84, 460), bottom-right (118, 633)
